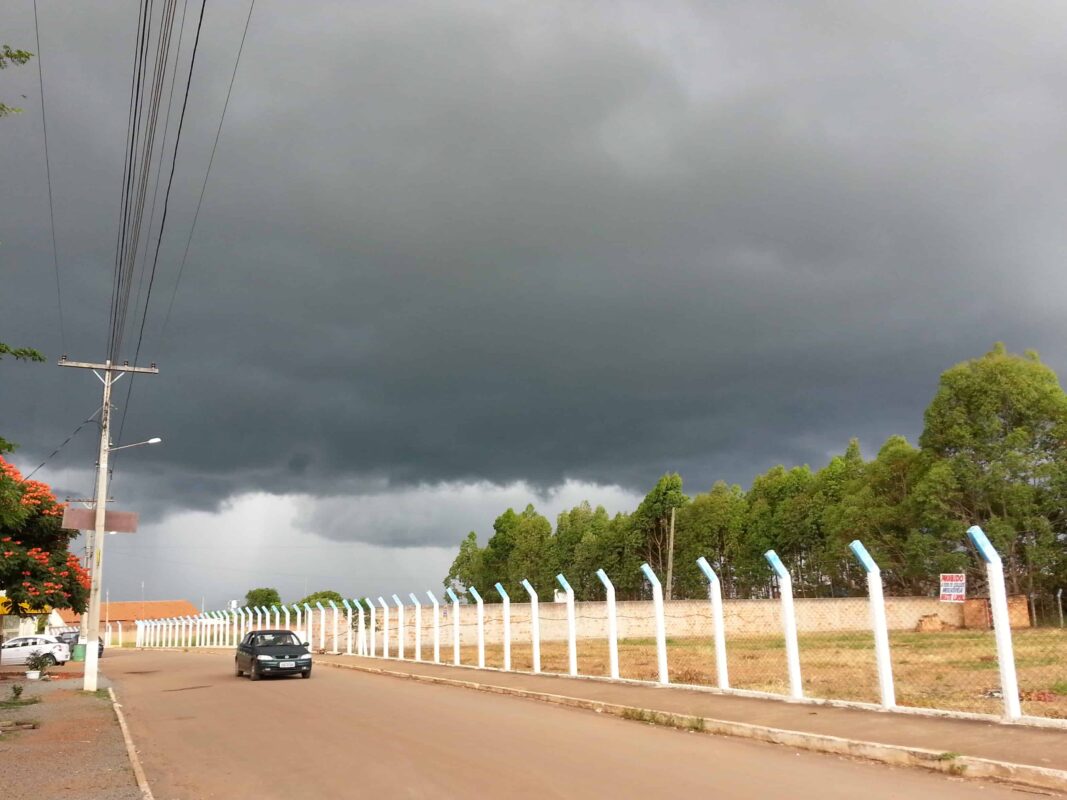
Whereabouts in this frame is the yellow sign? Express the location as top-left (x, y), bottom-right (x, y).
top-left (0, 598), bottom-right (52, 615)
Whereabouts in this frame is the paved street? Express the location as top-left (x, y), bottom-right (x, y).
top-left (106, 649), bottom-right (1049, 799)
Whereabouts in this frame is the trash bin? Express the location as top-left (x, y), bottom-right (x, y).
top-left (71, 643), bottom-right (86, 662)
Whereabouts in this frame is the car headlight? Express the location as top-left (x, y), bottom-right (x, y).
top-left (256, 654), bottom-right (275, 661)
top-left (298, 653), bottom-right (312, 660)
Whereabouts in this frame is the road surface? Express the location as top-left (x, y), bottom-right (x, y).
top-left (108, 649), bottom-right (1047, 799)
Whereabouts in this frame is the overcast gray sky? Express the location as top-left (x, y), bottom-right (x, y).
top-left (3, 1), bottom-right (1067, 607)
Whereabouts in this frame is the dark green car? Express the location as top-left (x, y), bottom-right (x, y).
top-left (234, 630), bottom-right (312, 680)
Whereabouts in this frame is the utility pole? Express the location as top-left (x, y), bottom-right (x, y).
top-left (665, 506), bottom-right (677, 601)
top-left (59, 356), bottom-right (158, 692)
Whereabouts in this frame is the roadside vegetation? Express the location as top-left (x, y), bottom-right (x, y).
top-left (444, 345), bottom-right (1067, 622)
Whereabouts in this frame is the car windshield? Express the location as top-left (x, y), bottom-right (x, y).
top-left (253, 633), bottom-right (301, 648)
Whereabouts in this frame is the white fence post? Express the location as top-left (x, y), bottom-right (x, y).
top-left (282, 604), bottom-right (291, 633)
top-left (303, 604), bottom-right (313, 645)
top-left (468, 586), bottom-right (485, 668)
top-left (967, 526), bottom-right (1022, 720)
top-left (494, 583), bottom-right (511, 671)
top-left (521, 579), bottom-right (541, 674)
top-left (446, 588), bottom-right (461, 665)
top-left (556, 573), bottom-right (577, 677)
top-left (639, 563), bottom-right (669, 685)
top-left (696, 556), bottom-right (729, 690)
top-left (329, 601), bottom-right (340, 654)
top-left (273, 605), bottom-right (281, 628)
top-left (117, 621), bottom-right (123, 648)
top-left (392, 595), bottom-right (406, 660)
top-left (368, 599), bottom-right (377, 657)
top-left (292, 605), bottom-right (301, 639)
top-left (848, 540), bottom-right (895, 709)
top-left (409, 594), bottom-right (422, 662)
top-left (316, 603), bottom-right (327, 651)
top-left (426, 591), bottom-right (440, 663)
top-left (135, 621), bottom-right (142, 648)
top-left (342, 600), bottom-right (353, 655)
top-left (352, 599), bottom-right (366, 656)
top-left (764, 550), bottom-right (803, 699)
top-left (378, 597), bottom-right (390, 658)
top-left (595, 569), bottom-right (619, 680)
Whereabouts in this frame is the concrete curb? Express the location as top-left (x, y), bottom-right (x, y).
top-left (108, 687), bottom-right (155, 800)
top-left (323, 660), bottom-right (1067, 794)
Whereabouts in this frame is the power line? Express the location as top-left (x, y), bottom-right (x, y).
top-left (128, 0), bottom-right (191, 372)
top-left (160, 0), bottom-right (257, 345)
top-left (23, 413), bottom-right (100, 480)
top-left (108, 0), bottom-right (152, 362)
top-left (32, 0), bottom-right (65, 354)
top-left (116, 0), bottom-right (208, 445)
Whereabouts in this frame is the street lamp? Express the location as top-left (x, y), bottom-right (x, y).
top-left (110, 437), bottom-right (162, 452)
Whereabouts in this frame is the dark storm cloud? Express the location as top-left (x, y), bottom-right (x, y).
top-left (4, 1), bottom-right (1067, 525)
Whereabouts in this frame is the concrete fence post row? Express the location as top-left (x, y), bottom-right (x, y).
top-left (132, 527), bottom-right (1023, 722)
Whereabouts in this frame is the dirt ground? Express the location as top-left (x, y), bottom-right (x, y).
top-left (459, 627), bottom-right (1067, 717)
top-left (0, 665), bottom-right (141, 800)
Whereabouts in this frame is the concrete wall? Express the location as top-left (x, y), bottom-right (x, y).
top-left (308, 596), bottom-right (964, 651)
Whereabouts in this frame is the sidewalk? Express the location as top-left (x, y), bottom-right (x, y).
top-left (0, 671), bottom-right (142, 800)
top-left (316, 653), bottom-right (1067, 787)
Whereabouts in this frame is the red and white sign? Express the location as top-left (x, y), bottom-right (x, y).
top-left (939, 573), bottom-right (966, 603)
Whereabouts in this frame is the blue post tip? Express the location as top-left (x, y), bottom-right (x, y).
top-left (764, 550), bottom-right (787, 578)
top-left (848, 540), bottom-right (878, 573)
top-left (639, 562), bottom-right (661, 586)
top-left (556, 573), bottom-right (573, 593)
top-left (695, 556), bottom-right (719, 584)
top-left (967, 525), bottom-right (999, 564)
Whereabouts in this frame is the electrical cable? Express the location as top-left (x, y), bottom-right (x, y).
top-left (32, 0), bottom-right (65, 354)
top-left (23, 413), bottom-right (100, 480)
top-left (115, 0), bottom-right (208, 446)
top-left (160, 0), bottom-right (256, 345)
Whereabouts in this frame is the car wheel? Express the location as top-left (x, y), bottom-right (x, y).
top-left (235, 659), bottom-right (243, 677)
top-left (43, 654), bottom-right (57, 666)
top-left (249, 662), bottom-right (260, 681)
top-left (301, 669), bottom-right (311, 679)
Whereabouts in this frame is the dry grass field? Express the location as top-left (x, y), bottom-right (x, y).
top-left (459, 628), bottom-right (1067, 718)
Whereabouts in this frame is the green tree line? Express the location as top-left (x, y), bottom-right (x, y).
top-left (445, 345), bottom-right (1067, 608)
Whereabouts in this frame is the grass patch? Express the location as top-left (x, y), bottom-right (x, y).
top-left (0, 696), bottom-right (40, 709)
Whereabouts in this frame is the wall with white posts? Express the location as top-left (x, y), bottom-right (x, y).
top-left (135, 529), bottom-right (1040, 724)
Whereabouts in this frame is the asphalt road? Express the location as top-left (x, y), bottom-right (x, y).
top-left (107, 649), bottom-right (1048, 800)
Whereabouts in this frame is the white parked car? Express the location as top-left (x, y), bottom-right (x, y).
top-left (0, 635), bottom-right (71, 666)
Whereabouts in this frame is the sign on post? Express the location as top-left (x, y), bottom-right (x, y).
top-left (939, 573), bottom-right (966, 603)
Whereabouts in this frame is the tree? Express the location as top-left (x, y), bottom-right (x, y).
top-left (1, 45), bottom-right (34, 118)
top-left (632, 473), bottom-right (689, 590)
top-left (244, 587), bottom-right (281, 607)
top-left (553, 502), bottom-right (611, 599)
top-left (674, 481), bottom-right (746, 598)
top-left (444, 531), bottom-right (485, 596)
top-left (919, 343), bottom-right (1067, 595)
top-left (1, 343), bottom-right (46, 453)
top-left (0, 455), bottom-right (89, 616)
top-left (294, 589), bottom-right (344, 607)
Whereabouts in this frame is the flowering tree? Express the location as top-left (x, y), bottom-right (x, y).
top-left (0, 455), bottom-right (89, 616)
